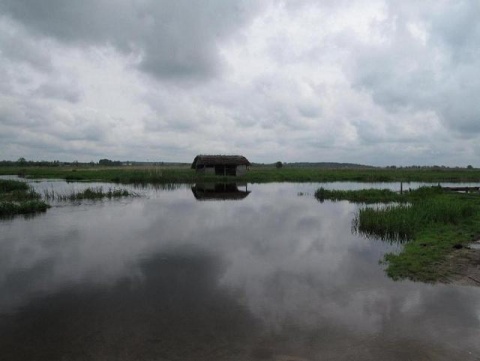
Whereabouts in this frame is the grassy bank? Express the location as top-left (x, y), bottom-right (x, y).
top-left (316, 186), bottom-right (480, 282)
top-left (0, 179), bottom-right (50, 216)
top-left (1, 165), bottom-right (480, 184)
top-left (315, 188), bottom-right (406, 203)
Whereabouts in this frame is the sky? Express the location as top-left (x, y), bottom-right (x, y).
top-left (0, 0), bottom-right (479, 166)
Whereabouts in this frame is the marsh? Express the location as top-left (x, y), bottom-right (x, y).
top-left (0, 180), bottom-right (479, 360)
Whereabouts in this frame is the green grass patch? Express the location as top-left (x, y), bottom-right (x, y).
top-left (316, 185), bottom-right (480, 282)
top-left (315, 188), bottom-right (405, 203)
top-left (315, 185), bottom-right (445, 204)
top-left (0, 179), bottom-right (50, 217)
top-left (0, 200), bottom-right (50, 216)
top-left (383, 224), bottom-right (478, 282)
top-left (0, 179), bottom-right (29, 192)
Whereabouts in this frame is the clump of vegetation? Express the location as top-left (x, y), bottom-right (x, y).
top-left (0, 179), bottom-right (50, 217)
top-left (0, 179), bottom-right (29, 192)
top-left (317, 185), bottom-right (480, 282)
top-left (44, 187), bottom-right (135, 201)
top-left (0, 200), bottom-right (50, 215)
top-left (315, 187), bottom-right (405, 204)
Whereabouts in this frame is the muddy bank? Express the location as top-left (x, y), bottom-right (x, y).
top-left (442, 240), bottom-right (480, 287)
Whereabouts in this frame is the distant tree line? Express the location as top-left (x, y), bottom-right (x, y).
top-left (98, 159), bottom-right (122, 166)
top-left (0, 158), bottom-right (64, 167)
top-left (0, 158), bottom-right (476, 169)
top-left (0, 158), bottom-right (117, 167)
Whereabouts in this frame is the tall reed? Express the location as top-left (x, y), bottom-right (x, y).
top-left (354, 195), bottom-right (476, 242)
top-left (43, 187), bottom-right (135, 201)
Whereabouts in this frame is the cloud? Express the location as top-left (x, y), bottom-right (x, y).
top-left (0, 0), bottom-right (479, 165)
top-left (0, 16), bottom-right (53, 72)
top-left (34, 82), bottom-right (81, 103)
top-left (351, 0), bottom-right (480, 136)
top-left (0, 0), bottom-right (264, 81)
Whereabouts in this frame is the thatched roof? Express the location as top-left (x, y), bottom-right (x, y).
top-left (191, 155), bottom-right (251, 169)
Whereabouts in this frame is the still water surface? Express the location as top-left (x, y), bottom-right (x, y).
top-left (0, 180), bottom-right (479, 360)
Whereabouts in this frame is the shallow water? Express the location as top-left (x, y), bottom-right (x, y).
top-left (0, 180), bottom-right (479, 360)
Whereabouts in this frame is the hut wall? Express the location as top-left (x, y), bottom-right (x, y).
top-left (193, 157), bottom-right (249, 176)
top-left (204, 166), bottom-right (215, 174)
top-left (195, 165), bottom-right (215, 174)
top-left (236, 165), bottom-right (247, 176)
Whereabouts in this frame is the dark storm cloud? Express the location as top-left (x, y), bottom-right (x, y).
top-left (0, 0), bottom-right (263, 80)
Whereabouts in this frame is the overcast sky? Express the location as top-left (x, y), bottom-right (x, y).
top-left (0, 0), bottom-right (479, 166)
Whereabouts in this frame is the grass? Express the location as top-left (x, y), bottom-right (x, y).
top-left (383, 223), bottom-right (479, 282)
top-left (315, 188), bottom-right (406, 203)
top-left (315, 185), bottom-right (446, 204)
top-left (1, 165), bottom-right (480, 184)
top-left (0, 200), bottom-right (50, 216)
top-left (354, 195), bottom-right (475, 241)
top-left (0, 179), bottom-right (50, 217)
top-left (316, 185), bottom-right (480, 282)
top-left (43, 187), bottom-right (135, 201)
top-left (0, 180), bottom-right (134, 217)
top-left (0, 179), bottom-right (29, 192)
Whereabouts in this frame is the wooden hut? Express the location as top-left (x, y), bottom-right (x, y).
top-left (191, 155), bottom-right (250, 176)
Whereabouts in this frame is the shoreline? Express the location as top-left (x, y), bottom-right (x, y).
top-left (443, 240), bottom-right (480, 287)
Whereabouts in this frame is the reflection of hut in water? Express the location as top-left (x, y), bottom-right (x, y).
top-left (191, 155), bottom-right (250, 176)
top-left (191, 183), bottom-right (251, 201)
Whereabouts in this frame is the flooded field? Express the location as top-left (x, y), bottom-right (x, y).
top-left (0, 180), bottom-right (479, 360)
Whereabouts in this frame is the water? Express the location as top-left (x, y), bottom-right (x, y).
top-left (1, 180), bottom-right (479, 360)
